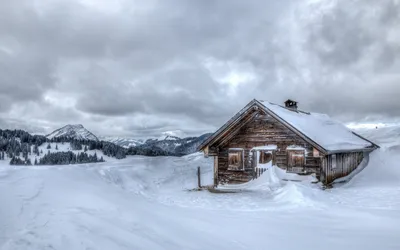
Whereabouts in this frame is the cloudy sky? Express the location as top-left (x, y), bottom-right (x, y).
top-left (0, 0), bottom-right (399, 138)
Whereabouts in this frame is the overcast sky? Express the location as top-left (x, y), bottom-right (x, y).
top-left (0, 0), bottom-right (399, 138)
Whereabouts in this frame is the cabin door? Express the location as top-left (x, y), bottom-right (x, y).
top-left (287, 150), bottom-right (305, 173)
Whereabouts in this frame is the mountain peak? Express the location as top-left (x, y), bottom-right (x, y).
top-left (47, 124), bottom-right (98, 141)
top-left (61, 124), bottom-right (84, 130)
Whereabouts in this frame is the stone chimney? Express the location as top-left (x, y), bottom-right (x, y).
top-left (284, 99), bottom-right (298, 110)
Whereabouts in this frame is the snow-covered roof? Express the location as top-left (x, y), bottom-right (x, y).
top-left (259, 101), bottom-right (375, 152)
top-left (198, 99), bottom-right (378, 154)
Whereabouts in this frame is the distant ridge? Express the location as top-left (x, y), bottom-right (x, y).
top-left (100, 137), bottom-right (144, 148)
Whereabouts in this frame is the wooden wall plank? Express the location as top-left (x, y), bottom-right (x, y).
top-left (324, 152), bottom-right (365, 185)
top-left (216, 113), bottom-right (321, 184)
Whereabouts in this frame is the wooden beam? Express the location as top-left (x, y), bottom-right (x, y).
top-left (214, 156), bottom-right (219, 187)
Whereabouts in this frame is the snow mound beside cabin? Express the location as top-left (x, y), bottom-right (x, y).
top-left (217, 163), bottom-right (318, 192)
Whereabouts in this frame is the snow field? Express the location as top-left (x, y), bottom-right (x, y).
top-left (0, 149), bottom-right (399, 249)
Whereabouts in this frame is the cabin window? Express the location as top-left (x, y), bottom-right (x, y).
top-left (287, 150), bottom-right (305, 171)
top-left (259, 151), bottom-right (272, 164)
top-left (313, 148), bottom-right (320, 157)
top-left (228, 150), bottom-right (244, 170)
top-left (331, 154), bottom-right (337, 169)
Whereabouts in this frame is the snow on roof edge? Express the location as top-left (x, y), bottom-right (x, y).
top-left (257, 100), bottom-right (376, 152)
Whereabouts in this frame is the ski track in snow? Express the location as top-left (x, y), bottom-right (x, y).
top-left (0, 151), bottom-right (400, 250)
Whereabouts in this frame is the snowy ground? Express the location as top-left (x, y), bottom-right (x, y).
top-left (0, 149), bottom-right (400, 249)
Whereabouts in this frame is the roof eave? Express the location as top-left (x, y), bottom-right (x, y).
top-left (326, 146), bottom-right (378, 155)
top-left (351, 132), bottom-right (380, 149)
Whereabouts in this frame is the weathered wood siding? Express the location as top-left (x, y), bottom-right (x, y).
top-left (321, 152), bottom-right (364, 184)
top-left (216, 113), bottom-right (322, 184)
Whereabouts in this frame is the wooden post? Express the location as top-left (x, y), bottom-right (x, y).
top-left (214, 156), bottom-right (218, 187)
top-left (197, 166), bottom-right (201, 188)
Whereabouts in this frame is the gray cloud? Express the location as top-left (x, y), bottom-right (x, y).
top-left (0, 0), bottom-right (399, 138)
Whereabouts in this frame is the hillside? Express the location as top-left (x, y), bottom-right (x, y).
top-left (354, 125), bottom-right (400, 150)
top-left (0, 129), bottom-right (126, 165)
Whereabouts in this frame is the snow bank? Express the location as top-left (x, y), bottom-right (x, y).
top-left (0, 150), bottom-right (399, 250)
top-left (340, 150), bottom-right (400, 188)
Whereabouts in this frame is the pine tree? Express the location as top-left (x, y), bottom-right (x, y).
top-left (56, 144), bottom-right (58, 150)
top-left (47, 144), bottom-right (51, 149)
top-left (33, 144), bottom-right (39, 156)
top-left (84, 145), bottom-right (88, 152)
top-left (34, 158), bottom-right (38, 165)
top-left (25, 158), bottom-right (32, 166)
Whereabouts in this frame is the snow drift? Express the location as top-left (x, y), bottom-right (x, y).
top-left (0, 150), bottom-right (399, 250)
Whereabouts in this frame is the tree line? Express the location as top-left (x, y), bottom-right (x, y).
top-left (0, 129), bottom-right (126, 165)
top-left (9, 151), bottom-right (105, 166)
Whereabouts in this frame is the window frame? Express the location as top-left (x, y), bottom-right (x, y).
top-left (287, 149), bottom-right (306, 168)
top-left (228, 149), bottom-right (245, 171)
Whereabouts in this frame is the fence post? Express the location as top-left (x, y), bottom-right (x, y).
top-left (197, 166), bottom-right (201, 188)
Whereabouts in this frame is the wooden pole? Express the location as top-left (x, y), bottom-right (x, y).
top-left (197, 166), bottom-right (201, 188)
top-left (214, 156), bottom-right (218, 187)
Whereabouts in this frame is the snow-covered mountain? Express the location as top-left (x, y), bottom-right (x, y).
top-left (128, 133), bottom-right (212, 156)
top-left (100, 137), bottom-right (144, 148)
top-left (47, 124), bottom-right (99, 141)
top-left (101, 132), bottom-right (212, 156)
top-left (156, 135), bottom-right (182, 141)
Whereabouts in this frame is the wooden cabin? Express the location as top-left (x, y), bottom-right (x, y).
top-left (198, 99), bottom-right (379, 186)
